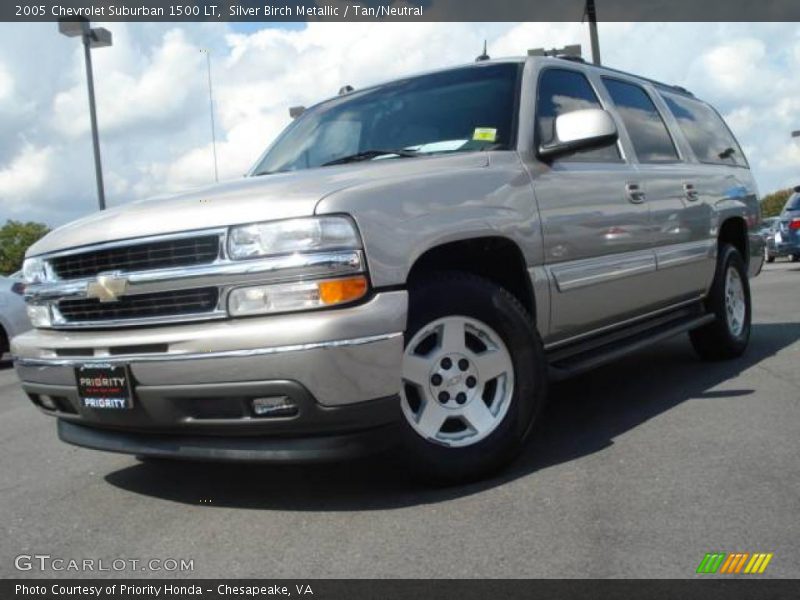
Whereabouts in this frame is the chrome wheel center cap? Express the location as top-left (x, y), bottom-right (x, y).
top-left (428, 353), bottom-right (479, 407)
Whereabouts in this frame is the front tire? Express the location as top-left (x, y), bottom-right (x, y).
top-left (689, 244), bottom-right (751, 360)
top-left (398, 272), bottom-right (546, 483)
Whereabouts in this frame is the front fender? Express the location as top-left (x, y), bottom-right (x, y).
top-left (315, 152), bottom-right (542, 288)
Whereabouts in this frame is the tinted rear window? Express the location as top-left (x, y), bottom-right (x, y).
top-left (603, 78), bottom-right (679, 163)
top-left (661, 93), bottom-right (747, 167)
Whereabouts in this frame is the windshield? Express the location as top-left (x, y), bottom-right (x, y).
top-left (252, 63), bottom-right (520, 175)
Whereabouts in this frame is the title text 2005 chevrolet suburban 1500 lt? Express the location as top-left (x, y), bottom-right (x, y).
top-left (13, 56), bottom-right (763, 482)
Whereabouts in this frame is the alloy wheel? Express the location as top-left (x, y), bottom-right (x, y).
top-left (400, 316), bottom-right (514, 448)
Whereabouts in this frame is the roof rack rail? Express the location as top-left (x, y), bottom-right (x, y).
top-left (670, 85), bottom-right (694, 96)
top-left (577, 60), bottom-right (695, 98)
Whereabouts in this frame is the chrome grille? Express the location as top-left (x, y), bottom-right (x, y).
top-left (27, 225), bottom-right (364, 330)
top-left (49, 235), bottom-right (220, 280)
top-left (58, 288), bottom-right (219, 323)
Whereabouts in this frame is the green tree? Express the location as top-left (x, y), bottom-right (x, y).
top-left (761, 188), bottom-right (794, 218)
top-left (0, 220), bottom-right (50, 275)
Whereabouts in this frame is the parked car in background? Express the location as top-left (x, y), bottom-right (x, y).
top-left (760, 217), bottom-right (780, 262)
top-left (770, 186), bottom-right (800, 262)
top-left (0, 273), bottom-right (32, 357)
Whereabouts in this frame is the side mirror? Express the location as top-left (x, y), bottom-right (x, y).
top-left (538, 108), bottom-right (618, 159)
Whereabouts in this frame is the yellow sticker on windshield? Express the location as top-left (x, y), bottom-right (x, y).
top-left (473, 127), bottom-right (497, 142)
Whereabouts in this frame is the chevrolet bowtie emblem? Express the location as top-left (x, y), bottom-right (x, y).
top-left (86, 274), bottom-right (129, 303)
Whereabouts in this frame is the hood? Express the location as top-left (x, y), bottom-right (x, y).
top-left (28, 153), bottom-right (488, 256)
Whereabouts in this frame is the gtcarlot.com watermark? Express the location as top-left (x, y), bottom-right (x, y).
top-left (15, 553), bottom-right (194, 573)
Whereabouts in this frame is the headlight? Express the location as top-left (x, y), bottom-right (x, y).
top-left (228, 216), bottom-right (360, 260)
top-left (22, 257), bottom-right (46, 284)
top-left (228, 276), bottom-right (368, 317)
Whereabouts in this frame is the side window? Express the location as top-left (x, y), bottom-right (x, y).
top-left (602, 78), bottom-right (679, 163)
top-left (661, 93), bottom-right (748, 167)
top-left (536, 69), bottom-right (621, 163)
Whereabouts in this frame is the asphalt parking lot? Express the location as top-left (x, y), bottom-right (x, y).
top-left (1, 261), bottom-right (798, 579)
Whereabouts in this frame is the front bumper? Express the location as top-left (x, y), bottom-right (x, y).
top-left (57, 398), bottom-right (402, 463)
top-left (13, 291), bottom-right (407, 460)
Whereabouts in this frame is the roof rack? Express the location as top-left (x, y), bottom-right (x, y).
top-left (528, 44), bottom-right (583, 61)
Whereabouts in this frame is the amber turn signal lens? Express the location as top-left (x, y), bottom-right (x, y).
top-left (318, 276), bottom-right (368, 305)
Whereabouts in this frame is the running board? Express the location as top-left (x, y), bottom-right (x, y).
top-left (547, 306), bottom-right (715, 381)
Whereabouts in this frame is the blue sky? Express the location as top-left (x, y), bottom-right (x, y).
top-left (0, 22), bottom-right (798, 227)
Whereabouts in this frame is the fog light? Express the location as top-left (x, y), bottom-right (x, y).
top-left (38, 395), bottom-right (57, 410)
top-left (251, 396), bottom-right (298, 417)
top-left (26, 304), bottom-right (52, 328)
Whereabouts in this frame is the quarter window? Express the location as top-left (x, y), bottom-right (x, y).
top-left (661, 92), bottom-right (748, 167)
top-left (602, 78), bottom-right (679, 163)
top-left (536, 69), bottom-right (620, 162)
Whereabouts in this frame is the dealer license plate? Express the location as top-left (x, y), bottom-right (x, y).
top-left (75, 364), bottom-right (133, 410)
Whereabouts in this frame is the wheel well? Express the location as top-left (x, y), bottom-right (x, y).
top-left (719, 217), bottom-right (748, 262)
top-left (407, 237), bottom-right (535, 320)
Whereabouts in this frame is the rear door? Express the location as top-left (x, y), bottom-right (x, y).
top-left (599, 77), bottom-right (716, 305)
top-left (659, 91), bottom-right (760, 274)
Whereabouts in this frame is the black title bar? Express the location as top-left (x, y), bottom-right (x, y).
top-left (5, 0), bottom-right (800, 22)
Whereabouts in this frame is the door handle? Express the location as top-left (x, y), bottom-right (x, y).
top-left (683, 183), bottom-right (699, 202)
top-left (625, 183), bottom-right (646, 204)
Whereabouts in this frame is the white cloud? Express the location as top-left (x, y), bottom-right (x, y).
top-left (52, 27), bottom-right (205, 138)
top-left (0, 61), bottom-right (13, 101)
top-left (695, 39), bottom-right (767, 96)
top-left (0, 22), bottom-right (799, 228)
top-left (0, 144), bottom-right (52, 206)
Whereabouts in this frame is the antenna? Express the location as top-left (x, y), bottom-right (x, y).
top-left (200, 48), bottom-right (219, 184)
top-left (476, 40), bottom-right (490, 62)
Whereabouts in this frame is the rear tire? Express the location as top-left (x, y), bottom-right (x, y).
top-left (690, 244), bottom-right (751, 360)
top-left (766, 255), bottom-right (775, 263)
top-left (0, 326), bottom-right (8, 356)
top-left (398, 272), bottom-right (546, 484)
top-left (792, 254), bottom-right (800, 263)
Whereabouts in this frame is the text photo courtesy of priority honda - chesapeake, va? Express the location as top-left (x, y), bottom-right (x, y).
top-left (1, 1), bottom-right (799, 599)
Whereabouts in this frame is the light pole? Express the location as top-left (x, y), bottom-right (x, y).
top-left (585, 0), bottom-right (601, 66)
top-left (200, 48), bottom-right (219, 183)
top-left (58, 18), bottom-right (112, 211)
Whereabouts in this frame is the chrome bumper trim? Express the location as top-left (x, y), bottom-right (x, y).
top-left (13, 332), bottom-right (402, 367)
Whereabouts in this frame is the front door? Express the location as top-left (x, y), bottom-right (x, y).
top-left (526, 67), bottom-right (658, 344)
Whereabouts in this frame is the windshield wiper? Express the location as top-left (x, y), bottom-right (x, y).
top-left (321, 149), bottom-right (420, 167)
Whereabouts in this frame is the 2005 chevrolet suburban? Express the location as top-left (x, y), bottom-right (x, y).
top-left (14, 56), bottom-right (763, 482)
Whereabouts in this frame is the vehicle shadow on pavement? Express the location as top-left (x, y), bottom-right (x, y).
top-left (104, 321), bottom-right (800, 510)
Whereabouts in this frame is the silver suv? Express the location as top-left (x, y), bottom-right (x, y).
top-left (13, 56), bottom-right (763, 482)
